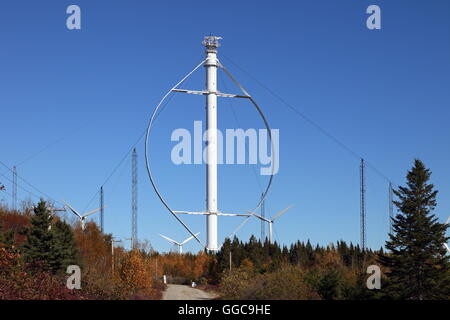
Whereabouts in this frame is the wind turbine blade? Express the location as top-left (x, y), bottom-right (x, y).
top-left (83, 207), bottom-right (101, 217)
top-left (159, 234), bottom-right (180, 246)
top-left (271, 205), bottom-right (293, 222)
top-left (244, 210), bottom-right (270, 222)
top-left (181, 232), bottom-right (200, 245)
top-left (227, 215), bottom-right (252, 240)
top-left (446, 216), bottom-right (450, 225)
top-left (63, 201), bottom-right (82, 219)
top-left (444, 243), bottom-right (450, 253)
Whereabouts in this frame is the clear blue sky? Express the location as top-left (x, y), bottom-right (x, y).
top-left (1, 0), bottom-right (449, 252)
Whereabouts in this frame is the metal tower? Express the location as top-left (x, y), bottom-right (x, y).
top-left (360, 159), bottom-right (366, 250)
top-left (389, 182), bottom-right (393, 234)
top-left (100, 186), bottom-right (104, 233)
top-left (12, 166), bottom-right (17, 210)
top-left (260, 193), bottom-right (265, 242)
top-left (204, 36), bottom-right (220, 251)
top-left (145, 36), bottom-right (275, 253)
top-left (131, 148), bottom-right (138, 249)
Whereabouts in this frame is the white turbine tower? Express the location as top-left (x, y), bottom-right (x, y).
top-left (248, 205), bottom-right (293, 244)
top-left (145, 36), bottom-right (276, 252)
top-left (159, 233), bottom-right (200, 254)
top-left (63, 201), bottom-right (102, 231)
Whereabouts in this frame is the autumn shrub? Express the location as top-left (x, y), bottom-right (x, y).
top-left (250, 265), bottom-right (320, 300)
top-left (220, 264), bottom-right (320, 300)
top-left (219, 268), bottom-right (256, 299)
top-left (0, 246), bottom-right (86, 300)
top-left (118, 250), bottom-right (154, 299)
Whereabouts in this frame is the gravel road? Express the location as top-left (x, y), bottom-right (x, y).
top-left (162, 284), bottom-right (218, 300)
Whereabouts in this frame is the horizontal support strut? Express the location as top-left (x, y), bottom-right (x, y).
top-left (172, 88), bottom-right (249, 99)
top-left (173, 210), bottom-right (250, 217)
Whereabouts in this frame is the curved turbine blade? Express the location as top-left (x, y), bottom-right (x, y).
top-left (446, 216), bottom-right (450, 225)
top-left (159, 234), bottom-right (180, 246)
top-left (271, 205), bottom-right (293, 222)
top-left (181, 232), bottom-right (200, 245)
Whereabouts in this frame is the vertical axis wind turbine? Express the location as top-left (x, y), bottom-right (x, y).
top-left (159, 233), bottom-right (200, 254)
top-left (248, 205), bottom-right (293, 244)
top-left (145, 36), bottom-right (276, 252)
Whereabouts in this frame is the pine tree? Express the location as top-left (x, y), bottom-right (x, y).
top-left (379, 159), bottom-right (450, 300)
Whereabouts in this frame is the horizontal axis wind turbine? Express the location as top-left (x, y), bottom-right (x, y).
top-left (247, 205), bottom-right (293, 244)
top-left (63, 200), bottom-right (103, 231)
top-left (159, 232), bottom-right (200, 254)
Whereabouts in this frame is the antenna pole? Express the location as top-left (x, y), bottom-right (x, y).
top-left (389, 182), bottom-right (393, 234)
top-left (12, 166), bottom-right (17, 211)
top-left (131, 148), bottom-right (138, 250)
top-left (111, 237), bottom-right (122, 274)
top-left (100, 186), bottom-right (104, 233)
top-left (360, 158), bottom-right (367, 250)
top-left (203, 36), bottom-right (221, 252)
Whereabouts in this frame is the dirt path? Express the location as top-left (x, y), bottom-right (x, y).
top-left (162, 284), bottom-right (218, 300)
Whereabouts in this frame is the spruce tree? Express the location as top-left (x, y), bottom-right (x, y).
top-left (22, 200), bottom-right (56, 272)
top-left (379, 159), bottom-right (450, 299)
top-left (52, 220), bottom-right (81, 272)
top-left (22, 200), bottom-right (80, 274)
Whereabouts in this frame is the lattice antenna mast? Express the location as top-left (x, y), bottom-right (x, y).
top-left (261, 193), bottom-right (266, 241)
top-left (389, 182), bottom-right (393, 234)
top-left (100, 186), bottom-right (104, 233)
top-left (131, 148), bottom-right (138, 249)
top-left (360, 159), bottom-right (367, 250)
top-left (12, 166), bottom-right (17, 210)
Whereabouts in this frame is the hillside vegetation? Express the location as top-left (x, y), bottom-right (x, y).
top-left (0, 159), bottom-right (449, 299)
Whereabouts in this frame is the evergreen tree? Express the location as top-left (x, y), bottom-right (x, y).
top-left (22, 200), bottom-right (56, 272)
top-left (379, 159), bottom-right (450, 299)
top-left (0, 223), bottom-right (15, 249)
top-left (22, 200), bottom-right (80, 274)
top-left (52, 220), bottom-right (81, 272)
top-left (317, 269), bottom-right (341, 300)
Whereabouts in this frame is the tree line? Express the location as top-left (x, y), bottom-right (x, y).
top-left (0, 159), bottom-right (449, 299)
